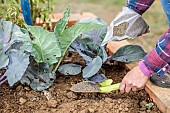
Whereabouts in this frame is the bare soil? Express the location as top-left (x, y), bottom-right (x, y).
top-left (0, 52), bottom-right (161, 113)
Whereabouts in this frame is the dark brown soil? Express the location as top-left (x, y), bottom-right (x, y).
top-left (0, 52), bottom-right (161, 113)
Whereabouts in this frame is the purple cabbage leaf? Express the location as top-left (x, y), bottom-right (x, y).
top-left (111, 45), bottom-right (147, 63)
top-left (20, 59), bottom-right (56, 91)
top-left (69, 18), bottom-right (108, 82)
top-left (84, 73), bottom-right (106, 83)
top-left (82, 56), bottom-right (103, 79)
top-left (58, 63), bottom-right (82, 75)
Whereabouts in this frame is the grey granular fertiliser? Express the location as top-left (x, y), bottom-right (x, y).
top-left (70, 81), bottom-right (100, 92)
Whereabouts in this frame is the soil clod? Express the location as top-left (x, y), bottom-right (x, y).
top-left (19, 97), bottom-right (27, 105)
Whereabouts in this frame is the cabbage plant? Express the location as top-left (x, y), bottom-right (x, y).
top-left (59, 17), bottom-right (146, 83)
top-left (0, 5), bottom-right (104, 91)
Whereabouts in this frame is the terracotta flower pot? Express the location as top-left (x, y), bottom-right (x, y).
top-left (34, 12), bottom-right (97, 31)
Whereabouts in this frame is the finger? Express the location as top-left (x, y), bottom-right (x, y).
top-left (132, 87), bottom-right (137, 92)
top-left (125, 84), bottom-right (132, 93)
top-left (119, 83), bottom-right (126, 94)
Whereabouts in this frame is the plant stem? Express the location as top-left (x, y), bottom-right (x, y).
top-left (53, 56), bottom-right (64, 73)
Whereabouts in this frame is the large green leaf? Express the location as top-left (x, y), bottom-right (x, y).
top-left (58, 22), bottom-right (104, 56)
top-left (26, 25), bottom-right (61, 65)
top-left (54, 4), bottom-right (71, 37)
top-left (111, 45), bottom-right (147, 63)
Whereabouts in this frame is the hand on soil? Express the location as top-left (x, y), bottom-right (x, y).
top-left (119, 66), bottom-right (149, 93)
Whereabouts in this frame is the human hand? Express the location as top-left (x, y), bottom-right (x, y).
top-left (119, 66), bottom-right (149, 93)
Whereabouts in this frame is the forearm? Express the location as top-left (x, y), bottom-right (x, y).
top-left (140, 28), bottom-right (170, 76)
top-left (126, 0), bottom-right (155, 15)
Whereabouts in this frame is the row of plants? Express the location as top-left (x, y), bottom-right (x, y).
top-left (0, 5), bottom-right (146, 92)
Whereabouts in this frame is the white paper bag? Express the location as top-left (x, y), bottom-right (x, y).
top-left (101, 7), bottom-right (150, 46)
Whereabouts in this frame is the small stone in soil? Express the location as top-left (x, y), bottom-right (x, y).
top-left (16, 86), bottom-right (23, 91)
top-left (119, 107), bottom-right (123, 111)
top-left (66, 92), bottom-right (77, 99)
top-left (51, 109), bottom-right (57, 113)
top-left (147, 110), bottom-right (151, 113)
top-left (79, 109), bottom-right (89, 113)
top-left (32, 96), bottom-right (40, 101)
top-left (104, 98), bottom-right (113, 103)
top-left (43, 90), bottom-right (53, 100)
top-left (19, 97), bottom-right (27, 105)
top-left (124, 108), bottom-right (129, 112)
top-left (140, 108), bottom-right (146, 111)
top-left (140, 100), bottom-right (147, 107)
top-left (88, 108), bottom-right (95, 113)
top-left (47, 99), bottom-right (58, 108)
top-left (73, 110), bottom-right (78, 113)
top-left (24, 87), bottom-right (30, 91)
top-left (117, 99), bottom-right (122, 104)
top-left (139, 111), bottom-right (146, 113)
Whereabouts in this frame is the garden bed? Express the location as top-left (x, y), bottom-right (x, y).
top-left (0, 52), bottom-right (160, 113)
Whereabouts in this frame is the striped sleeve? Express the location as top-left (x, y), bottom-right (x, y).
top-left (143, 29), bottom-right (170, 76)
top-left (126, 0), bottom-right (155, 15)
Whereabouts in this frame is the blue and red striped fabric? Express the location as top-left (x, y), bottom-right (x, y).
top-left (126, 0), bottom-right (155, 15)
top-left (143, 29), bottom-right (170, 76)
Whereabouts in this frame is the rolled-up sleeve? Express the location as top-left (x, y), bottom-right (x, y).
top-left (142, 29), bottom-right (170, 76)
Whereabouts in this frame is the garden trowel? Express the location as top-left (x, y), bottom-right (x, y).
top-left (70, 79), bottom-right (120, 93)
